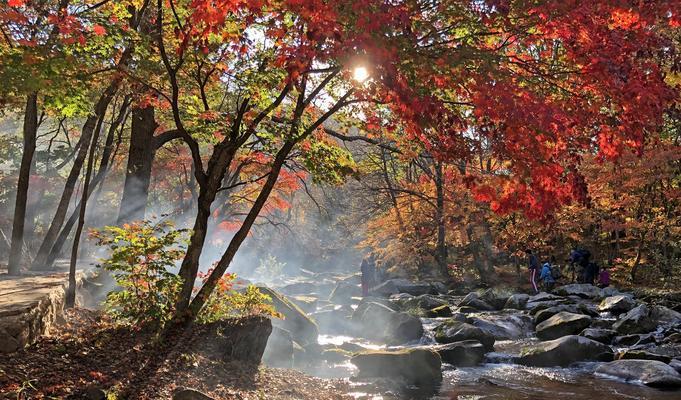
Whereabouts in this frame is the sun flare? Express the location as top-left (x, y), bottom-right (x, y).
top-left (353, 66), bottom-right (369, 82)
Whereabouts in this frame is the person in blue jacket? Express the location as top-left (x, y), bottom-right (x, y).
top-left (539, 261), bottom-right (556, 291)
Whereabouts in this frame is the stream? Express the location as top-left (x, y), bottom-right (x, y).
top-left (262, 275), bottom-right (681, 400)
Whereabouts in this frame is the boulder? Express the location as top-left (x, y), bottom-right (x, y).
top-left (615, 349), bottom-right (672, 363)
top-left (459, 292), bottom-right (495, 311)
top-left (371, 279), bottom-right (436, 297)
top-left (468, 314), bottom-right (534, 340)
top-left (517, 335), bottom-right (613, 367)
top-left (356, 296), bottom-right (400, 311)
top-left (670, 359), bottom-right (681, 374)
top-left (536, 312), bottom-right (591, 341)
top-left (599, 295), bottom-right (636, 314)
top-left (478, 289), bottom-right (514, 310)
top-left (397, 294), bottom-right (448, 311)
top-left (328, 281), bottom-right (362, 304)
top-left (310, 308), bottom-right (354, 335)
top-left (321, 348), bottom-right (351, 363)
top-left (504, 294), bottom-right (530, 310)
top-left (434, 320), bottom-right (495, 351)
top-left (613, 305), bottom-right (681, 335)
top-left (289, 295), bottom-right (318, 314)
top-left (351, 348), bottom-right (442, 384)
top-left (262, 327), bottom-right (294, 368)
top-left (258, 287), bottom-right (319, 346)
top-left (534, 303), bottom-right (597, 325)
top-left (433, 340), bottom-right (486, 366)
top-left (553, 284), bottom-right (603, 299)
top-left (580, 328), bottom-right (616, 344)
top-left (528, 292), bottom-right (564, 303)
top-left (351, 302), bottom-right (423, 344)
top-left (280, 281), bottom-right (334, 297)
top-left (613, 333), bottom-right (655, 347)
top-left (173, 389), bottom-right (215, 400)
top-left (595, 360), bottom-right (681, 388)
top-left (426, 305), bottom-right (453, 318)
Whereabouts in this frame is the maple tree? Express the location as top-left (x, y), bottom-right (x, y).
top-left (0, 0), bottom-right (677, 318)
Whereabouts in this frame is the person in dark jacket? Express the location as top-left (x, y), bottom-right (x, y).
top-left (525, 249), bottom-right (540, 293)
top-left (360, 254), bottom-right (376, 296)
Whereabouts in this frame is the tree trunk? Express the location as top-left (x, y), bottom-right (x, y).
top-left (434, 161), bottom-right (448, 279)
top-left (7, 93), bottom-right (39, 275)
top-left (66, 103), bottom-right (106, 307)
top-left (32, 84), bottom-right (118, 269)
top-left (45, 99), bottom-right (130, 267)
top-left (117, 106), bottom-right (158, 224)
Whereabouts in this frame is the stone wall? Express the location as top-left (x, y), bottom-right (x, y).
top-left (0, 273), bottom-right (84, 353)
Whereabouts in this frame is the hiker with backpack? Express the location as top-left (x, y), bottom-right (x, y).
top-left (569, 248), bottom-right (591, 283)
top-left (539, 260), bottom-right (556, 291)
top-left (525, 249), bottom-right (540, 293)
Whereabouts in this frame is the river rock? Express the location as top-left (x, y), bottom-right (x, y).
top-left (258, 287), bottom-right (319, 346)
top-left (595, 360), bottom-right (681, 388)
top-left (528, 292), bottom-right (564, 303)
top-left (613, 333), bottom-right (655, 347)
top-left (310, 308), bottom-right (354, 335)
top-left (670, 359), bottom-right (681, 373)
top-left (328, 281), bottom-right (362, 304)
top-left (536, 312), bottom-right (591, 341)
top-left (517, 335), bottom-right (613, 367)
top-left (504, 294), bottom-right (530, 310)
top-left (289, 295), bottom-right (318, 314)
top-left (357, 296), bottom-right (400, 311)
top-left (468, 314), bottom-right (534, 340)
top-left (459, 292), bottom-right (495, 311)
top-left (371, 279), bottom-right (436, 297)
top-left (397, 294), bottom-right (448, 311)
top-left (351, 348), bottom-right (442, 384)
top-left (534, 303), bottom-right (596, 325)
top-left (478, 288), bottom-right (514, 310)
top-left (554, 284), bottom-right (603, 299)
top-left (279, 281), bottom-right (335, 298)
top-left (434, 320), bottom-right (495, 350)
top-left (427, 305), bottom-right (453, 318)
top-left (351, 302), bottom-right (423, 344)
top-left (612, 304), bottom-right (681, 335)
top-left (580, 328), bottom-right (617, 344)
top-left (616, 349), bottom-right (672, 363)
top-left (433, 340), bottom-right (486, 366)
top-left (599, 295), bottom-right (636, 314)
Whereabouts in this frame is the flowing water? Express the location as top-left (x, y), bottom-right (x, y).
top-left (314, 320), bottom-right (680, 400)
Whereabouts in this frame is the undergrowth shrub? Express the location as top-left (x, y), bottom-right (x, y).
top-left (91, 220), bottom-right (279, 328)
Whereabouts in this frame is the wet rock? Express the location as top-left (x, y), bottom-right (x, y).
top-left (351, 302), bottom-right (423, 344)
top-left (258, 287), bottom-right (319, 346)
top-left (173, 388), bottom-right (215, 400)
top-left (263, 327), bottom-right (294, 368)
top-left (338, 342), bottom-right (367, 353)
top-left (504, 294), bottom-right (530, 310)
top-left (553, 284), bottom-right (603, 299)
top-left (580, 328), bottom-right (616, 344)
top-left (590, 319), bottom-right (615, 329)
top-left (459, 292), bottom-right (495, 311)
top-left (328, 281), bottom-right (362, 304)
top-left (616, 349), bottom-right (671, 363)
top-left (357, 296), bottom-right (400, 311)
top-left (468, 314), bottom-right (534, 340)
top-left (351, 348), bottom-right (442, 384)
top-left (612, 304), bottom-right (681, 335)
top-left (434, 320), bottom-right (495, 351)
top-left (599, 295), bottom-right (636, 314)
top-left (458, 306), bottom-right (479, 313)
top-left (517, 335), bottom-right (613, 367)
top-left (536, 312), bottom-right (591, 341)
top-left (433, 340), bottom-right (486, 366)
top-left (595, 359), bottom-right (681, 388)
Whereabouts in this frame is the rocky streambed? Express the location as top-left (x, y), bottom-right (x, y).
top-left (260, 273), bottom-right (681, 399)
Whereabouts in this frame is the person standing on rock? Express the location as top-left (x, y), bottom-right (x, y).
top-left (525, 249), bottom-right (540, 293)
top-left (360, 254), bottom-right (376, 297)
top-left (539, 261), bottom-right (556, 291)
